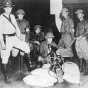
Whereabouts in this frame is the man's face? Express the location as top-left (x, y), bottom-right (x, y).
top-left (77, 13), bottom-right (84, 21)
top-left (4, 7), bottom-right (12, 14)
top-left (62, 12), bottom-right (68, 18)
top-left (47, 38), bottom-right (53, 44)
top-left (17, 14), bottom-right (24, 20)
top-left (35, 28), bottom-right (40, 34)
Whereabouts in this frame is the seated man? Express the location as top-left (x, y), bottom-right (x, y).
top-left (39, 31), bottom-right (58, 64)
top-left (29, 25), bottom-right (45, 68)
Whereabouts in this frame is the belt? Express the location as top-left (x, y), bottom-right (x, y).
top-left (3, 33), bottom-right (16, 44)
top-left (3, 33), bottom-right (16, 36)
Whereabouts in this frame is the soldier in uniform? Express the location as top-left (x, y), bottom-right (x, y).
top-left (0, 0), bottom-right (30, 83)
top-left (59, 8), bottom-right (74, 48)
top-left (29, 25), bottom-right (45, 68)
top-left (75, 9), bottom-right (88, 37)
top-left (15, 9), bottom-right (31, 72)
top-left (39, 31), bottom-right (57, 63)
top-left (16, 9), bottom-right (30, 43)
top-left (75, 9), bottom-right (88, 74)
top-left (30, 25), bottom-right (45, 44)
top-left (57, 8), bottom-right (75, 62)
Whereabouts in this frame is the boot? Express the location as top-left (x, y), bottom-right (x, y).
top-left (1, 64), bottom-right (11, 83)
top-left (24, 54), bottom-right (31, 72)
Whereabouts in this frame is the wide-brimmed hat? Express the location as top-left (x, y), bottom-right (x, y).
top-left (2, 0), bottom-right (15, 8)
top-left (16, 9), bottom-right (25, 15)
top-left (45, 32), bottom-right (54, 39)
top-left (75, 9), bottom-right (83, 15)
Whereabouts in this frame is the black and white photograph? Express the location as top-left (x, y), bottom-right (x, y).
top-left (0, 0), bottom-right (88, 88)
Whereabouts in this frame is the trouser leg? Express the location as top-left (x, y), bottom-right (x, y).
top-left (1, 64), bottom-right (11, 83)
top-left (23, 53), bottom-right (31, 71)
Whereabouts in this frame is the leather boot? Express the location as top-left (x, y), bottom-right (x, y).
top-left (1, 64), bottom-right (11, 83)
top-left (24, 54), bottom-right (31, 72)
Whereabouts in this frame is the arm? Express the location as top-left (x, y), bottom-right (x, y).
top-left (0, 19), bottom-right (5, 49)
top-left (70, 19), bottom-right (75, 34)
top-left (75, 24), bottom-right (79, 37)
top-left (11, 15), bottom-right (21, 38)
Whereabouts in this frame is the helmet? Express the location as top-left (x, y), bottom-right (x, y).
top-left (16, 9), bottom-right (25, 15)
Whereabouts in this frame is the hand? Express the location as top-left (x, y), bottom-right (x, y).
top-left (26, 28), bottom-right (30, 32)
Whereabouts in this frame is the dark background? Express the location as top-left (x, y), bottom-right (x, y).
top-left (14, 0), bottom-right (50, 27)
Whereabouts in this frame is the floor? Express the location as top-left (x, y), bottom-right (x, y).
top-left (0, 57), bottom-right (87, 88)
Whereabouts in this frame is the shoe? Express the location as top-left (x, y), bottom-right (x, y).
top-left (4, 76), bottom-right (11, 84)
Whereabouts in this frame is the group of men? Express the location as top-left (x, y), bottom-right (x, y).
top-left (58, 7), bottom-right (88, 74)
top-left (0, 0), bottom-right (87, 85)
top-left (0, 0), bottom-right (58, 83)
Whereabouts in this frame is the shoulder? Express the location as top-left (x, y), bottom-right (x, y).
top-left (40, 41), bottom-right (47, 46)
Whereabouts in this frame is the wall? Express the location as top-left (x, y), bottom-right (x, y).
top-left (63, 0), bottom-right (88, 3)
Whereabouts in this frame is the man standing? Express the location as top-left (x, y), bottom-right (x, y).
top-left (75, 9), bottom-right (88, 38)
top-left (16, 9), bottom-right (31, 72)
top-left (0, 0), bottom-right (30, 83)
top-left (75, 9), bottom-right (88, 74)
top-left (16, 9), bottom-right (30, 43)
top-left (57, 8), bottom-right (74, 62)
top-left (59, 8), bottom-right (74, 48)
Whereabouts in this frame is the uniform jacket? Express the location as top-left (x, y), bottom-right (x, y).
top-left (30, 31), bottom-right (45, 43)
top-left (59, 17), bottom-right (74, 48)
top-left (60, 17), bottom-right (74, 36)
top-left (76, 20), bottom-right (88, 37)
top-left (0, 13), bottom-right (20, 42)
top-left (17, 19), bottom-right (29, 33)
top-left (16, 19), bottom-right (30, 42)
top-left (40, 41), bottom-right (57, 58)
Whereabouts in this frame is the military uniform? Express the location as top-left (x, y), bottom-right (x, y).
top-left (75, 9), bottom-right (88, 74)
top-left (16, 9), bottom-right (30, 42)
top-left (59, 8), bottom-right (74, 48)
top-left (58, 17), bottom-right (74, 48)
top-left (76, 20), bottom-right (88, 37)
top-left (29, 25), bottom-right (45, 68)
top-left (30, 25), bottom-right (44, 43)
top-left (57, 8), bottom-right (74, 62)
top-left (0, 0), bottom-right (30, 83)
top-left (40, 41), bottom-right (57, 58)
top-left (15, 9), bottom-right (31, 73)
top-left (39, 32), bottom-right (57, 63)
